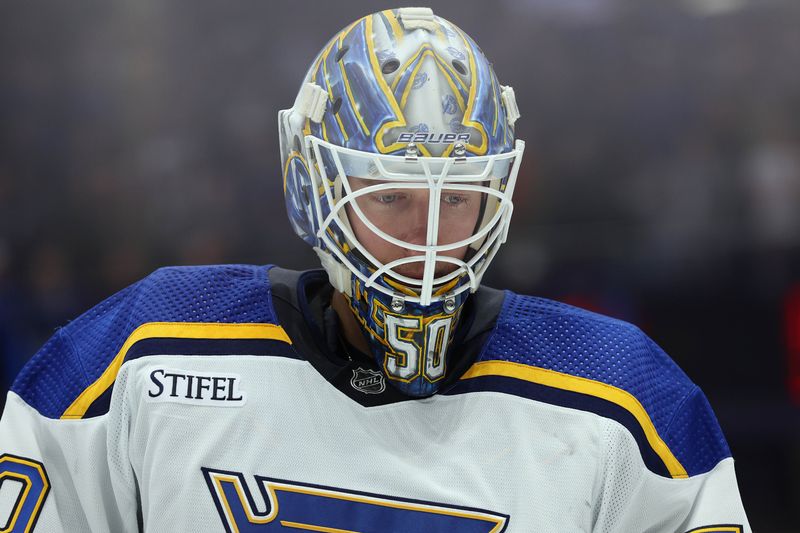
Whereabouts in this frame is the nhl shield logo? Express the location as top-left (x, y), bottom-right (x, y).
top-left (351, 368), bottom-right (386, 394)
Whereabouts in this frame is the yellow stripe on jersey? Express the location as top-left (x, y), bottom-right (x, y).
top-left (279, 521), bottom-right (359, 533)
top-left (62, 322), bottom-right (292, 419)
top-left (460, 360), bottom-right (689, 479)
top-left (685, 527), bottom-right (743, 533)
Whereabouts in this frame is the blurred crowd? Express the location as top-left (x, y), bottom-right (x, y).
top-left (1, 0), bottom-right (799, 528)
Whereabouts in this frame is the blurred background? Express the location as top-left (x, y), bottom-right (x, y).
top-left (1, 0), bottom-right (798, 528)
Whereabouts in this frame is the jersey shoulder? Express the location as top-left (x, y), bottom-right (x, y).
top-left (467, 290), bottom-right (731, 478)
top-left (11, 264), bottom-right (290, 419)
top-left (483, 291), bottom-right (683, 393)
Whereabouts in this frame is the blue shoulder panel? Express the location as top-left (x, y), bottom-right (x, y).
top-left (475, 291), bottom-right (731, 477)
top-left (11, 265), bottom-right (279, 419)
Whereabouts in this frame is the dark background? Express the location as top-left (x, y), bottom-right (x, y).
top-left (1, 0), bottom-right (798, 529)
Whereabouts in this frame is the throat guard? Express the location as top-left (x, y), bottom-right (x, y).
top-left (344, 267), bottom-right (470, 397)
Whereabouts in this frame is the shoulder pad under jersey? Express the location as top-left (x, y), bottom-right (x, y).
top-left (460, 291), bottom-right (731, 479)
top-left (11, 264), bottom-right (292, 419)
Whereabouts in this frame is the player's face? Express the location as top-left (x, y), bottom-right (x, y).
top-left (346, 177), bottom-right (482, 279)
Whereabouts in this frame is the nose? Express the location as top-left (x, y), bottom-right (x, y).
top-left (398, 198), bottom-right (429, 247)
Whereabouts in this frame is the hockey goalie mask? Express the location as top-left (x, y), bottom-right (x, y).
top-left (279, 8), bottom-right (524, 397)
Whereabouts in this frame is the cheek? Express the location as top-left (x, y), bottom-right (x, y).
top-left (438, 207), bottom-right (481, 246)
top-left (346, 205), bottom-right (401, 261)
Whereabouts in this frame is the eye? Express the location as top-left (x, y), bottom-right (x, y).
top-left (442, 193), bottom-right (468, 206)
top-left (371, 193), bottom-right (404, 204)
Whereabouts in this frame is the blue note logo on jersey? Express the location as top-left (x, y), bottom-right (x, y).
top-left (202, 468), bottom-right (509, 532)
top-left (0, 454), bottom-right (50, 533)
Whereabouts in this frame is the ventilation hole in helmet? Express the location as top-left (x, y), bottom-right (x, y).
top-left (293, 135), bottom-right (302, 153)
top-left (452, 59), bottom-right (467, 76)
top-left (381, 58), bottom-right (400, 74)
top-left (335, 46), bottom-right (349, 62)
top-left (331, 97), bottom-right (342, 114)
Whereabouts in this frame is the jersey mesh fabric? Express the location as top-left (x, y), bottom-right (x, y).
top-left (106, 363), bottom-right (136, 513)
top-left (12, 264), bottom-right (277, 418)
top-left (594, 419), bottom-right (651, 532)
top-left (482, 291), bottom-right (731, 477)
top-left (664, 385), bottom-right (730, 476)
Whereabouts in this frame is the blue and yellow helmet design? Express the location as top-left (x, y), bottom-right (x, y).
top-left (279, 7), bottom-right (524, 396)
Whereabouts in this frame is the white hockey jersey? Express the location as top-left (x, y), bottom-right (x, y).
top-left (0, 264), bottom-right (750, 532)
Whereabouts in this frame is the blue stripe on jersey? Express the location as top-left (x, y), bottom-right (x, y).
top-left (125, 337), bottom-right (299, 361)
top-left (12, 265), bottom-right (280, 419)
top-left (476, 291), bottom-right (731, 478)
top-left (79, 337), bottom-right (300, 418)
top-left (443, 374), bottom-right (672, 477)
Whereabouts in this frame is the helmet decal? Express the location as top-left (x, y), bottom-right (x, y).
top-left (302, 10), bottom-right (514, 157)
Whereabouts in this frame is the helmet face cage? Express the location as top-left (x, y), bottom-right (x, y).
top-left (307, 135), bottom-right (524, 305)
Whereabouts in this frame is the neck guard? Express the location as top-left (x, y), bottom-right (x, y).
top-left (345, 271), bottom-right (470, 397)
